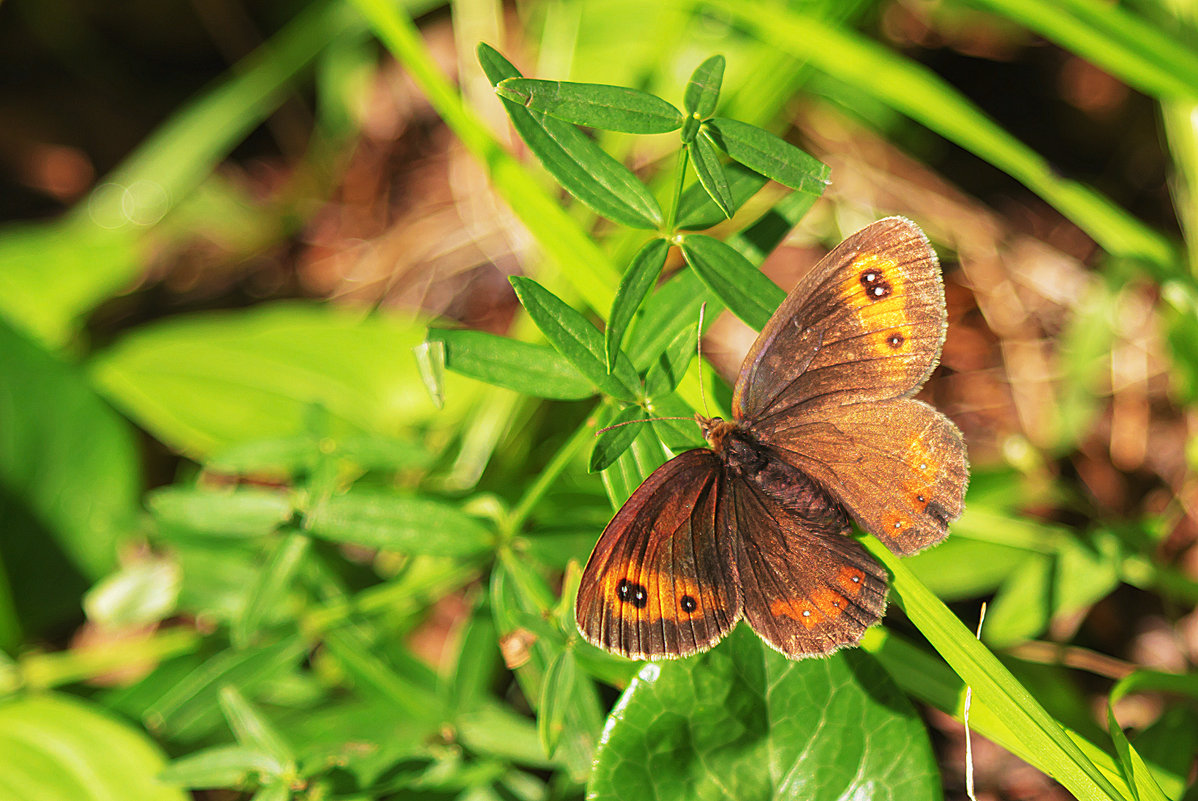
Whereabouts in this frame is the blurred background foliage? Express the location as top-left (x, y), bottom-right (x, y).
top-left (2, 0), bottom-right (1198, 799)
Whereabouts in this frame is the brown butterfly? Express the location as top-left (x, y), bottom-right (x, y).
top-left (575, 217), bottom-right (969, 660)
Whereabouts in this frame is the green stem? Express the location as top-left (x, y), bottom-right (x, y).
top-left (16, 627), bottom-right (200, 691)
top-left (502, 406), bottom-right (601, 539)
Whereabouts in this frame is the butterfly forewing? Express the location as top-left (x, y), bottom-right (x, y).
top-left (575, 449), bottom-right (742, 660)
top-left (727, 477), bottom-right (888, 658)
top-left (733, 217), bottom-right (946, 423)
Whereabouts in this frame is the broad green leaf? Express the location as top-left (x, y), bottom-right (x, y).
top-left (731, 184), bottom-right (823, 264)
top-left (538, 650), bottom-right (577, 758)
top-left (606, 238), bottom-right (670, 370)
top-left (590, 405), bottom-right (648, 473)
top-left (644, 323), bottom-right (699, 398)
top-left (149, 488), bottom-right (293, 539)
top-left (676, 161), bottom-right (770, 231)
top-left (627, 269), bottom-right (721, 371)
top-left (158, 744), bottom-right (284, 789)
top-left (684, 55), bottom-right (725, 119)
top-left (426, 328), bottom-right (593, 399)
top-left (689, 131), bottom-right (735, 218)
top-left (589, 626), bottom-right (939, 800)
top-left (0, 694), bottom-right (187, 801)
top-left (306, 491), bottom-right (493, 556)
top-left (92, 303), bottom-right (463, 459)
top-left (704, 117), bottom-right (830, 194)
top-left (646, 392), bottom-right (705, 452)
top-left (680, 234), bottom-right (785, 330)
top-left (0, 319), bottom-right (138, 642)
top-left (510, 277), bottom-right (641, 402)
top-left (496, 78), bottom-right (683, 134)
top-left (477, 45), bottom-right (662, 229)
top-left (232, 532), bottom-right (311, 648)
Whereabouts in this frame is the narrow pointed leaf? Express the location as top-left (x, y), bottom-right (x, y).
top-left (232, 532), bottom-right (310, 648)
top-left (606, 238), bottom-right (670, 371)
top-left (477, 44), bottom-right (662, 229)
top-left (644, 323), bottom-right (699, 398)
top-left (496, 78), bottom-right (683, 134)
top-left (149, 488), bottom-right (293, 538)
top-left (510, 277), bottom-right (641, 402)
top-left (218, 686), bottom-right (294, 764)
top-left (680, 234), bottom-right (784, 331)
top-left (426, 328), bottom-right (593, 399)
top-left (689, 132), bottom-right (735, 219)
top-left (676, 161), bottom-right (770, 231)
top-left (684, 55), bottom-right (725, 118)
top-left (590, 405), bottom-right (647, 473)
top-left (538, 650), bottom-right (577, 758)
top-left (704, 117), bottom-right (830, 194)
top-left (647, 392), bottom-right (705, 451)
top-left (306, 491), bottom-right (494, 556)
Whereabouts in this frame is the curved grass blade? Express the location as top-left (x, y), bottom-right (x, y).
top-left (496, 78), bottom-right (684, 134)
top-left (478, 44), bottom-right (662, 229)
top-left (680, 234), bottom-right (785, 331)
top-left (689, 131), bottom-right (735, 219)
top-left (606, 238), bottom-right (670, 371)
top-left (426, 328), bottom-right (593, 400)
top-left (704, 117), bottom-right (830, 194)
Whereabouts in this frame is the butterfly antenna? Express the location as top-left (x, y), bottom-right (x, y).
top-left (595, 416), bottom-right (693, 436)
top-left (697, 302), bottom-right (711, 418)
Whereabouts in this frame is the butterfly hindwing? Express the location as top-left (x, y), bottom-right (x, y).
top-left (727, 476), bottom-right (888, 658)
top-left (762, 399), bottom-right (969, 555)
top-left (733, 216), bottom-right (946, 423)
top-left (575, 449), bottom-right (742, 660)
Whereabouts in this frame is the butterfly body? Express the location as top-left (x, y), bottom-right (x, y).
top-left (577, 218), bottom-right (969, 661)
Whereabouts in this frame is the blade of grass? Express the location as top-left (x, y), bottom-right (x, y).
top-left (702, 0), bottom-right (1178, 277)
top-left (861, 536), bottom-right (1127, 801)
top-left (350, 0), bottom-right (621, 314)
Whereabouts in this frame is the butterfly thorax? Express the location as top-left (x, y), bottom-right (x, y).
top-left (700, 415), bottom-right (849, 534)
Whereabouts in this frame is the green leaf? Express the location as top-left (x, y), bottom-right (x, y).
top-left (680, 234), bottom-right (785, 331)
top-left (426, 328), bottom-right (593, 400)
top-left (91, 302), bottom-right (461, 459)
top-left (590, 405), bottom-right (648, 473)
top-left (83, 558), bottom-right (181, 628)
top-left (676, 161), bottom-right (770, 231)
top-left (0, 693), bottom-right (187, 801)
top-left (149, 487), bottom-right (293, 539)
top-left (644, 323), bottom-right (699, 399)
top-left (306, 490), bottom-right (494, 556)
top-left (589, 626), bottom-right (939, 800)
top-left (682, 55), bottom-right (725, 142)
top-left (496, 78), bottom-right (684, 134)
top-left (689, 132), bottom-right (735, 219)
top-left (0, 318), bottom-right (138, 641)
top-left (219, 686), bottom-right (295, 764)
top-left (158, 744), bottom-right (283, 789)
top-left (862, 538), bottom-right (1126, 801)
top-left (646, 392), bottom-right (705, 452)
top-left (1106, 671), bottom-right (1196, 801)
top-left (606, 238), bottom-right (671, 371)
top-left (703, 117), bottom-right (830, 194)
top-left (538, 650), bottom-right (577, 758)
top-left (684, 55), bottom-right (725, 119)
top-left (510, 277), bottom-right (641, 402)
top-left (477, 45), bottom-right (662, 229)
top-left (232, 532), bottom-right (311, 648)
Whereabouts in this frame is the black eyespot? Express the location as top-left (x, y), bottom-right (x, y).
top-left (886, 332), bottom-right (905, 349)
top-left (617, 578), bottom-right (649, 609)
top-left (859, 269), bottom-right (893, 300)
top-left (680, 595), bottom-right (697, 613)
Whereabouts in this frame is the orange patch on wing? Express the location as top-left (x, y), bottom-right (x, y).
top-left (836, 566), bottom-right (866, 595)
top-left (904, 437), bottom-right (939, 485)
top-left (841, 253), bottom-right (911, 358)
top-left (769, 588), bottom-right (846, 628)
top-left (599, 566), bottom-right (707, 622)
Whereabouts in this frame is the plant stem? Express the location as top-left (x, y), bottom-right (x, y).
top-left (665, 146), bottom-right (691, 233)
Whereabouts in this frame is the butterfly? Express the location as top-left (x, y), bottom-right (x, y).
top-left (575, 217), bottom-right (970, 660)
